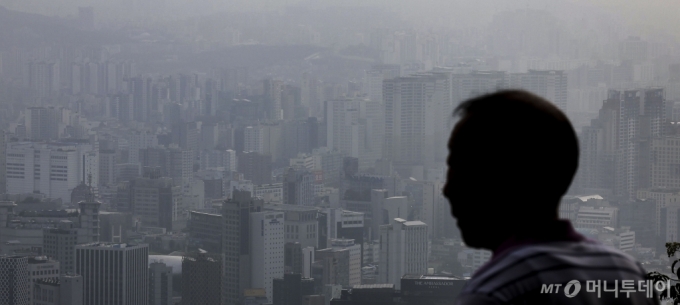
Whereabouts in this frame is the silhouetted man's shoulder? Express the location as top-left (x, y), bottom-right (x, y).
top-left (457, 241), bottom-right (660, 305)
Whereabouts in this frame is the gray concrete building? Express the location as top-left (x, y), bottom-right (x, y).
top-left (75, 243), bottom-right (148, 305)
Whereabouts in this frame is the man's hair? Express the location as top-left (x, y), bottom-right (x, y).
top-left (449, 90), bottom-right (579, 205)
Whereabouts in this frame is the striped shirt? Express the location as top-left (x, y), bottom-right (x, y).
top-left (456, 241), bottom-right (660, 305)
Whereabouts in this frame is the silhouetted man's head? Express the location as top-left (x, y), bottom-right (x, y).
top-left (444, 90), bottom-right (579, 250)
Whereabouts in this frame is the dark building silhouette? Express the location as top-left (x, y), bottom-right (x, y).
top-left (182, 252), bottom-right (221, 305)
top-left (283, 167), bottom-right (315, 206)
top-left (273, 273), bottom-right (315, 305)
top-left (618, 198), bottom-right (657, 249)
top-left (221, 190), bottom-right (264, 305)
top-left (285, 242), bottom-right (304, 275)
top-left (187, 211), bottom-right (222, 253)
top-left (238, 151), bottom-right (272, 185)
top-left (330, 284), bottom-right (395, 305)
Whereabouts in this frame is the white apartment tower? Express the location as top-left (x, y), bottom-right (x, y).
top-left (250, 211), bottom-right (285, 303)
top-left (379, 218), bottom-right (428, 289)
top-left (383, 73), bottom-right (451, 167)
top-left (244, 126), bottom-right (264, 154)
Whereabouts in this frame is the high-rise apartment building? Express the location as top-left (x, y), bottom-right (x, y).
top-left (244, 124), bottom-right (284, 163)
top-left (378, 218), bottom-right (428, 289)
top-left (75, 243), bottom-right (148, 305)
top-left (25, 62), bottom-right (61, 100)
top-left (365, 64), bottom-right (401, 103)
top-left (172, 121), bottom-right (199, 159)
top-left (128, 130), bottom-right (158, 165)
top-left (264, 79), bottom-right (284, 120)
top-left (613, 88), bottom-right (665, 200)
top-left (244, 126), bottom-right (264, 154)
top-left (577, 88), bottom-right (666, 199)
top-left (383, 73), bottom-right (451, 168)
top-left (508, 70), bottom-right (568, 112)
top-left (250, 211), bottom-right (285, 303)
top-left (649, 137), bottom-right (680, 191)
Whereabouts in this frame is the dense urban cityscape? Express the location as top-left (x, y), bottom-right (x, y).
top-left (0, 0), bottom-right (679, 304)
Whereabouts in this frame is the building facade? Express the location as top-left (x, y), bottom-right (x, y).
top-left (378, 219), bottom-right (428, 289)
top-left (75, 243), bottom-right (148, 305)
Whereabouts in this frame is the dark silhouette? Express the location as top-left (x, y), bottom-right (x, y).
top-left (444, 90), bottom-right (658, 304)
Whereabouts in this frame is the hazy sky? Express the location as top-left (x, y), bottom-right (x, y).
top-left (2, 0), bottom-right (680, 42)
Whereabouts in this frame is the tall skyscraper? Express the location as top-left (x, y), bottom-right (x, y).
top-left (98, 149), bottom-right (117, 187)
top-left (613, 88), bottom-right (665, 200)
top-left (0, 256), bottom-right (30, 305)
top-left (283, 167), bottom-right (315, 206)
top-left (149, 262), bottom-right (173, 305)
top-left (183, 252), bottom-right (222, 305)
top-left (325, 99), bottom-right (361, 158)
top-left (575, 97), bottom-right (620, 195)
top-left (364, 64), bottom-right (401, 103)
top-left (221, 190), bottom-right (263, 305)
top-left (378, 218), bottom-right (428, 289)
top-left (250, 211), bottom-right (285, 302)
top-left (244, 126), bottom-right (264, 154)
top-left (75, 243), bottom-right (148, 305)
top-left (264, 79), bottom-right (284, 120)
top-left (383, 73), bottom-right (451, 168)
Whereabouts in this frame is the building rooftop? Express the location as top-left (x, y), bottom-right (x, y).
top-left (351, 284), bottom-right (394, 290)
top-left (28, 256), bottom-right (57, 264)
top-left (264, 203), bottom-right (320, 212)
top-left (76, 242), bottom-right (145, 249)
top-left (402, 274), bottom-right (463, 280)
